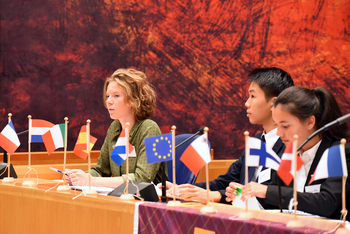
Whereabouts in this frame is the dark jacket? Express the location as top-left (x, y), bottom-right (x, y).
top-left (195, 132), bottom-right (285, 204)
top-left (263, 138), bottom-right (350, 220)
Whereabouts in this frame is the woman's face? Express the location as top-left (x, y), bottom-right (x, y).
top-left (105, 81), bottom-right (133, 121)
top-left (272, 104), bottom-right (315, 148)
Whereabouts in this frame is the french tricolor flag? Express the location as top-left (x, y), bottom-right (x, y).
top-left (29, 119), bottom-right (54, 143)
top-left (0, 120), bottom-right (21, 154)
top-left (309, 144), bottom-right (348, 185)
top-left (110, 129), bottom-right (136, 166)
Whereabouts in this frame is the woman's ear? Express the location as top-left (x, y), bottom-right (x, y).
top-left (306, 115), bottom-right (316, 130)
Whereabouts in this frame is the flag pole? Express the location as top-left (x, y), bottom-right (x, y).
top-left (200, 127), bottom-right (216, 214)
top-left (22, 115), bottom-right (35, 187)
top-left (167, 125), bottom-right (181, 207)
top-left (84, 119), bottom-right (97, 196)
top-left (286, 134), bottom-right (304, 227)
top-left (7, 113), bottom-right (12, 179)
top-left (2, 113), bottom-right (15, 184)
top-left (57, 117), bottom-right (70, 191)
top-left (341, 139), bottom-right (347, 226)
top-left (238, 131), bottom-right (255, 219)
top-left (120, 122), bottom-right (134, 200)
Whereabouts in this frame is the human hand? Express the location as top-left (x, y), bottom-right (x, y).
top-left (174, 184), bottom-right (221, 203)
top-left (65, 169), bottom-right (93, 186)
top-left (225, 182), bottom-right (242, 202)
top-left (156, 181), bottom-right (174, 190)
top-left (240, 182), bottom-right (267, 201)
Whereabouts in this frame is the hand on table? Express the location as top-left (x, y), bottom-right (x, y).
top-left (64, 169), bottom-right (93, 186)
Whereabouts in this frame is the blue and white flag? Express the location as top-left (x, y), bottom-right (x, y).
top-left (110, 129), bottom-right (136, 166)
top-left (309, 144), bottom-right (347, 184)
top-left (246, 137), bottom-right (281, 171)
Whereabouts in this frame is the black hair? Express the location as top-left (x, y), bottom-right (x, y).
top-left (248, 67), bottom-right (294, 100)
top-left (273, 86), bottom-right (350, 140)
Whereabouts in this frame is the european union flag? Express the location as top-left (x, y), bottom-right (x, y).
top-left (144, 133), bottom-right (173, 164)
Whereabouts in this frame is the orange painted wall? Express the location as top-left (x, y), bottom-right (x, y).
top-left (1, 0), bottom-right (349, 159)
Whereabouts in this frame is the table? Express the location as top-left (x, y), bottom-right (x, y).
top-left (0, 179), bottom-right (136, 234)
top-left (0, 178), bottom-right (346, 234)
top-left (138, 202), bottom-right (341, 234)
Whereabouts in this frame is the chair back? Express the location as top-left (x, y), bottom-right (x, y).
top-left (167, 134), bottom-right (210, 184)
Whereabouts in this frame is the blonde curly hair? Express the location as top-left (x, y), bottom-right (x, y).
top-left (103, 68), bottom-right (156, 122)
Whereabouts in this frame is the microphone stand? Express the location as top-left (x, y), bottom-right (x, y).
top-left (175, 127), bottom-right (205, 149)
top-left (297, 113), bottom-right (350, 152)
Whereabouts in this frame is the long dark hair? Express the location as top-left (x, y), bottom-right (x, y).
top-left (273, 86), bottom-right (349, 140)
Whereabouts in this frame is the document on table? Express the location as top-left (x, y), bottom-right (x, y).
top-left (70, 186), bottom-right (114, 193)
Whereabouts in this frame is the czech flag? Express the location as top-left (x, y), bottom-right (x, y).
top-left (180, 134), bottom-right (211, 176)
top-left (0, 120), bottom-right (21, 154)
top-left (309, 144), bottom-right (347, 185)
top-left (110, 129), bottom-right (136, 166)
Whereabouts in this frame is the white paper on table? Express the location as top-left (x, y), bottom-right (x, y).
top-left (232, 194), bottom-right (264, 210)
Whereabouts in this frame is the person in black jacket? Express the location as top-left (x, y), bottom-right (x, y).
top-left (227, 86), bottom-right (350, 220)
top-left (161, 67), bottom-right (293, 203)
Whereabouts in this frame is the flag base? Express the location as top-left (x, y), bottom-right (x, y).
top-left (84, 189), bottom-right (98, 196)
top-left (22, 180), bottom-right (36, 187)
top-left (2, 177), bottom-right (15, 184)
top-left (335, 226), bottom-right (348, 234)
top-left (200, 205), bottom-right (217, 214)
top-left (286, 219), bottom-right (305, 228)
top-left (57, 185), bottom-right (71, 191)
top-left (119, 194), bottom-right (135, 200)
top-left (167, 201), bottom-right (182, 207)
top-left (238, 211), bottom-right (255, 219)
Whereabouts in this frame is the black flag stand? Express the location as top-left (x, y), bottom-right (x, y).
top-left (161, 161), bottom-right (167, 202)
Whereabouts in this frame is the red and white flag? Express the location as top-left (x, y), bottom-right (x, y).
top-left (277, 142), bottom-right (303, 186)
top-left (180, 134), bottom-right (211, 176)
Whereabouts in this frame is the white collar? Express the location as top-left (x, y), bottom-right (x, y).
top-left (263, 128), bottom-right (279, 149)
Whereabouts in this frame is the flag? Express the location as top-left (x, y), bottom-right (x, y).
top-left (180, 134), bottom-right (211, 176)
top-left (277, 142), bottom-right (304, 186)
top-left (0, 120), bottom-right (21, 154)
top-left (309, 144), bottom-right (348, 185)
top-left (246, 137), bottom-right (281, 171)
top-left (110, 129), bottom-right (136, 166)
top-left (145, 133), bottom-right (173, 164)
top-left (29, 119), bottom-right (54, 143)
top-left (73, 125), bottom-right (97, 159)
top-left (42, 123), bottom-right (65, 155)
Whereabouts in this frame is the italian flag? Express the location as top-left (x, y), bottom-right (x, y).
top-left (42, 124), bottom-right (65, 155)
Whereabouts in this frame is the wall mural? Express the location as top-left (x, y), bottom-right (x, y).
top-left (1, 0), bottom-right (349, 159)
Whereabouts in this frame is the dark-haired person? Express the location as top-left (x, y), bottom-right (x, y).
top-left (65, 68), bottom-right (165, 188)
top-left (227, 86), bottom-right (350, 220)
top-left (162, 67), bottom-right (294, 203)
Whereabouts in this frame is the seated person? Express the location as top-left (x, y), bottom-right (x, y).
top-left (226, 86), bottom-right (350, 220)
top-left (65, 68), bottom-right (166, 188)
top-left (160, 67), bottom-right (293, 203)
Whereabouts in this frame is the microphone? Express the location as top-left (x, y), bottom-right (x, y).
top-left (175, 126), bottom-right (206, 149)
top-left (297, 113), bottom-right (350, 151)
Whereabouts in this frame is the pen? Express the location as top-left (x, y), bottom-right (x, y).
top-left (50, 167), bottom-right (68, 175)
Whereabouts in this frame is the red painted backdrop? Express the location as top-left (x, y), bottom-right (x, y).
top-left (1, 0), bottom-right (349, 159)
